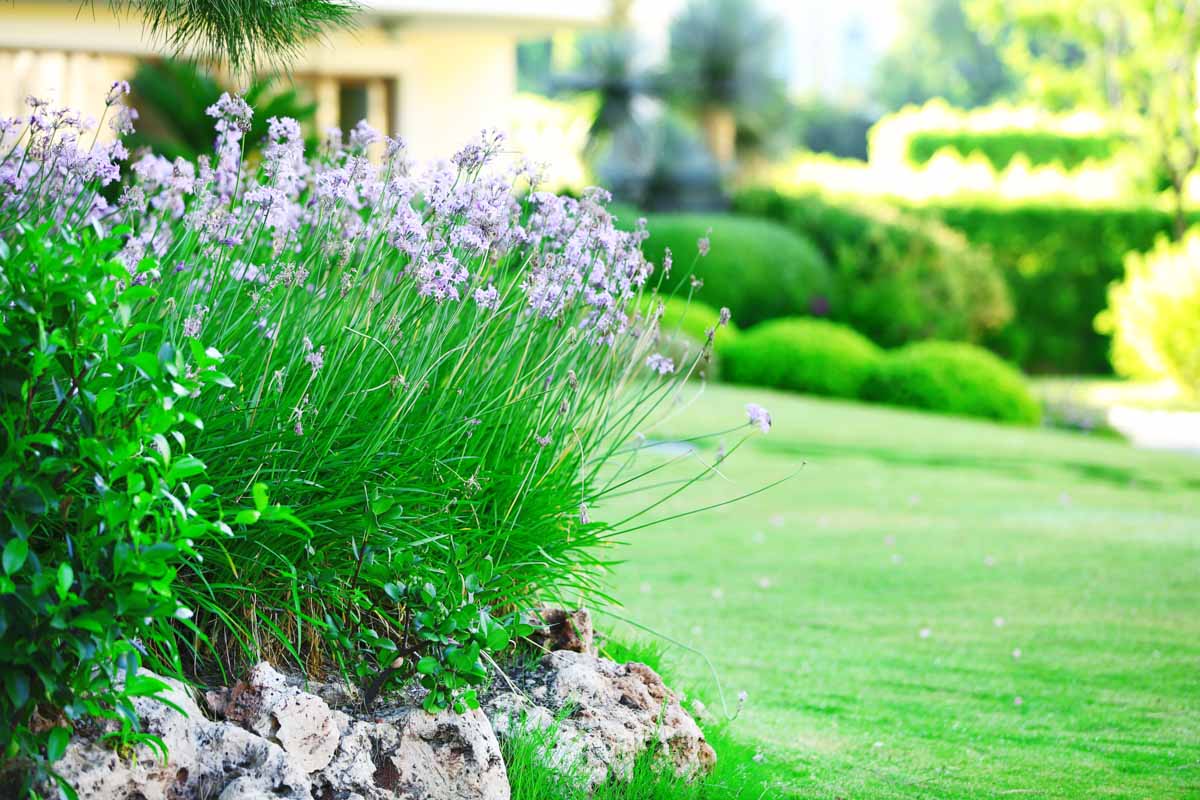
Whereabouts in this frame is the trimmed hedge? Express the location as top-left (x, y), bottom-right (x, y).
top-left (926, 202), bottom-right (1200, 374)
top-left (720, 318), bottom-right (883, 399)
top-left (639, 214), bottom-right (833, 328)
top-left (861, 341), bottom-right (1041, 425)
top-left (734, 189), bottom-right (1011, 348)
top-left (907, 130), bottom-right (1123, 170)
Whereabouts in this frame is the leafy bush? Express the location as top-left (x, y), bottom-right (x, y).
top-left (735, 189), bottom-right (1011, 347)
top-left (127, 58), bottom-right (318, 162)
top-left (926, 201), bottom-right (1198, 373)
top-left (639, 214), bottom-right (833, 328)
top-left (1098, 231), bottom-right (1200, 394)
top-left (861, 342), bottom-right (1041, 425)
top-left (720, 318), bottom-right (883, 399)
top-left (0, 96), bottom-right (305, 795)
top-left (906, 130), bottom-right (1123, 170)
top-left (1, 87), bottom-right (766, 795)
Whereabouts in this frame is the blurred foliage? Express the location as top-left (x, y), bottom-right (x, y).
top-left (791, 99), bottom-right (875, 161)
top-left (127, 58), bottom-right (317, 162)
top-left (644, 295), bottom-right (739, 345)
top-left (868, 100), bottom-right (1119, 169)
top-left (907, 129), bottom-right (1123, 170)
top-left (641, 296), bottom-right (737, 381)
top-left (971, 0), bottom-right (1200, 237)
top-left (735, 189), bottom-right (1011, 348)
top-left (720, 317), bottom-right (884, 399)
top-left (596, 113), bottom-right (725, 211)
top-left (926, 201), bottom-right (1200, 374)
top-left (872, 0), bottom-right (1015, 112)
top-left (861, 341), bottom-right (1041, 425)
top-left (666, 0), bottom-right (787, 162)
top-left (638, 213), bottom-right (832, 328)
top-left (1098, 230), bottom-right (1200, 395)
top-left (554, 30), bottom-right (649, 145)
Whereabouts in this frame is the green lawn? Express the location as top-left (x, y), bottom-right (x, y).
top-left (598, 384), bottom-right (1200, 799)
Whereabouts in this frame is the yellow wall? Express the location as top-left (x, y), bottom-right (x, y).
top-left (0, 2), bottom-right (526, 160)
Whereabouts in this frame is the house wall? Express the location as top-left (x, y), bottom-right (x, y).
top-left (0, 2), bottom-right (524, 161)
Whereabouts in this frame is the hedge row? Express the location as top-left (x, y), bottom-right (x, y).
top-left (924, 202), bottom-right (1198, 374)
top-left (716, 315), bottom-right (1040, 425)
top-left (906, 130), bottom-right (1123, 171)
top-left (733, 189), bottom-right (1012, 348)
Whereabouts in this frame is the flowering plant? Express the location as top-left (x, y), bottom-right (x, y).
top-left (0, 85), bottom-right (765, 789)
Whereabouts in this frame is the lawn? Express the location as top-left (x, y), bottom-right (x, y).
top-left (598, 383), bottom-right (1200, 799)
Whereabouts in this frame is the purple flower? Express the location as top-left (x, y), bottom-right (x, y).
top-left (535, 433), bottom-right (553, 448)
top-left (302, 336), bottom-right (326, 374)
top-left (349, 120), bottom-right (381, 151)
top-left (206, 92), bottom-right (253, 134)
top-left (473, 285), bottom-right (500, 310)
top-left (183, 306), bottom-right (209, 338)
top-left (697, 230), bottom-right (711, 257)
top-left (105, 80), bottom-right (130, 106)
top-left (745, 403), bottom-right (771, 433)
top-left (645, 353), bottom-right (675, 376)
top-left (109, 105), bottom-right (138, 136)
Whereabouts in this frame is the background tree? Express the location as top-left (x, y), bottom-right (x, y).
top-left (872, 0), bottom-right (1015, 112)
top-left (665, 0), bottom-right (785, 165)
top-left (971, 0), bottom-right (1200, 238)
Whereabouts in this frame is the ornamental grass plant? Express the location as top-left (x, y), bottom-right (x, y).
top-left (0, 87), bottom-right (763, 793)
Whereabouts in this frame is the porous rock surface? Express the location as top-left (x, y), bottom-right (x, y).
top-left (526, 606), bottom-right (596, 656)
top-left (53, 615), bottom-right (713, 798)
top-left (54, 663), bottom-right (509, 800)
top-left (484, 650), bottom-right (716, 790)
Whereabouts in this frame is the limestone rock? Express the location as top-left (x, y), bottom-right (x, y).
top-left (315, 707), bottom-right (509, 800)
top-left (209, 662), bottom-right (342, 773)
top-left (485, 650), bottom-right (715, 790)
top-left (54, 665), bottom-right (509, 800)
top-left (54, 671), bottom-right (310, 800)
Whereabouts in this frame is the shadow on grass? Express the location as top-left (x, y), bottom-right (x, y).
top-left (756, 439), bottom-right (1175, 493)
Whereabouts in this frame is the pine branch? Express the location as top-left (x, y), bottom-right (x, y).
top-left (102, 0), bottom-right (360, 75)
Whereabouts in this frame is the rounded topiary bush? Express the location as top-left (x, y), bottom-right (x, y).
top-left (720, 318), bottom-right (883, 399)
top-left (640, 214), bottom-right (833, 328)
top-left (861, 341), bottom-right (1041, 425)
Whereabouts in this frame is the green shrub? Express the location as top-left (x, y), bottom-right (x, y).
top-left (1098, 231), bottom-right (1200, 394)
top-left (861, 342), bottom-right (1041, 425)
top-left (925, 201), bottom-right (1200, 373)
top-left (0, 220), bottom-right (299, 795)
top-left (640, 214), bottom-right (833, 328)
top-left (906, 130), bottom-right (1123, 170)
top-left (720, 318), bottom-right (883, 399)
top-left (735, 189), bottom-right (1011, 348)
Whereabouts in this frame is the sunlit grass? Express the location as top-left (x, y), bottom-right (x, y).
top-left (599, 383), bottom-right (1200, 799)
